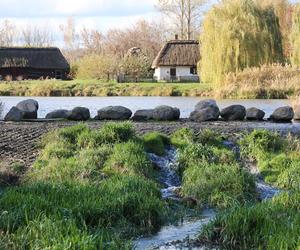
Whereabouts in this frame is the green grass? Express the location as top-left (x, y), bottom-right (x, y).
top-left (240, 130), bottom-right (300, 190)
top-left (199, 191), bottom-right (300, 249)
top-left (172, 129), bottom-right (257, 209)
top-left (0, 122), bottom-right (167, 248)
top-left (0, 79), bottom-right (211, 97)
top-left (143, 132), bottom-right (170, 156)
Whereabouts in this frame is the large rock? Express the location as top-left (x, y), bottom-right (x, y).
top-left (46, 109), bottom-right (71, 119)
top-left (68, 107), bottom-right (90, 121)
top-left (220, 105), bottom-right (246, 121)
top-left (190, 107), bottom-right (220, 122)
top-left (16, 99), bottom-right (39, 119)
top-left (97, 106), bottom-right (132, 120)
top-left (191, 99), bottom-right (220, 122)
top-left (195, 99), bottom-right (218, 111)
top-left (152, 105), bottom-right (180, 121)
top-left (246, 107), bottom-right (265, 121)
top-left (270, 106), bottom-right (294, 122)
top-left (4, 106), bottom-right (23, 122)
top-left (132, 109), bottom-right (155, 121)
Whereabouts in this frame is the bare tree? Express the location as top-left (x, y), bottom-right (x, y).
top-left (80, 27), bottom-right (103, 54)
top-left (59, 17), bottom-right (79, 50)
top-left (157, 0), bottom-right (206, 39)
top-left (0, 20), bottom-right (17, 46)
top-left (21, 25), bottom-right (54, 47)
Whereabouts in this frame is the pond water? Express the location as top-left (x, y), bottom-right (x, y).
top-left (0, 96), bottom-right (292, 119)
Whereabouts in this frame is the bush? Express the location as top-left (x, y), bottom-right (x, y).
top-left (76, 54), bottom-right (118, 81)
top-left (182, 163), bottom-right (256, 209)
top-left (200, 191), bottom-right (300, 249)
top-left (200, 0), bottom-right (284, 85)
top-left (143, 132), bottom-right (170, 156)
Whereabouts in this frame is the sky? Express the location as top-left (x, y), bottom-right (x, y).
top-left (0, 0), bottom-right (160, 32)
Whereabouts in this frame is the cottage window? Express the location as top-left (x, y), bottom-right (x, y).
top-left (190, 66), bottom-right (197, 75)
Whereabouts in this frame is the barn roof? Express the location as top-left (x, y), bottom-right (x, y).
top-left (0, 47), bottom-right (70, 70)
top-left (152, 40), bottom-right (200, 68)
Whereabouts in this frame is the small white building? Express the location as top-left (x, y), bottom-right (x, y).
top-left (152, 40), bottom-right (200, 82)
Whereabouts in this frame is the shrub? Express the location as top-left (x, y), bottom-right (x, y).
top-left (182, 163), bottom-right (256, 209)
top-left (143, 132), bottom-right (170, 156)
top-left (76, 54), bottom-right (118, 81)
top-left (200, 0), bottom-right (284, 85)
top-left (200, 191), bottom-right (300, 249)
top-left (196, 129), bottom-right (224, 147)
top-left (104, 141), bottom-right (153, 177)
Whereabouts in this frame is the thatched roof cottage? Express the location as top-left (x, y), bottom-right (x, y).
top-left (152, 40), bottom-right (200, 82)
top-left (0, 47), bottom-right (70, 80)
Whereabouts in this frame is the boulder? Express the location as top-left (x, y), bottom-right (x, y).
top-left (190, 107), bottom-right (220, 122)
top-left (220, 105), bottom-right (246, 121)
top-left (195, 99), bottom-right (218, 111)
top-left (270, 106), bottom-right (294, 122)
top-left (46, 109), bottom-right (71, 119)
top-left (132, 109), bottom-right (155, 121)
top-left (97, 106), bottom-right (132, 120)
top-left (4, 106), bottom-right (23, 122)
top-left (68, 107), bottom-right (90, 121)
top-left (191, 99), bottom-right (220, 122)
top-left (152, 105), bottom-right (180, 121)
top-left (16, 99), bottom-right (39, 119)
top-left (246, 107), bottom-right (265, 121)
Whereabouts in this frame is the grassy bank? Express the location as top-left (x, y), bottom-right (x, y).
top-left (0, 80), bottom-right (212, 97)
top-left (198, 130), bottom-right (300, 249)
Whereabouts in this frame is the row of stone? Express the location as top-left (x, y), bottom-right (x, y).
top-left (189, 100), bottom-right (295, 122)
top-left (3, 99), bottom-right (297, 122)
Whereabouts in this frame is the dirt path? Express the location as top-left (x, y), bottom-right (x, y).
top-left (1, 120), bottom-right (300, 168)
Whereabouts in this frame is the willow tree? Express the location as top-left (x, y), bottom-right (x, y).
top-left (200, 0), bottom-right (284, 85)
top-left (291, 4), bottom-right (300, 67)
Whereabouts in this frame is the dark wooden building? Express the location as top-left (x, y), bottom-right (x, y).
top-left (0, 47), bottom-right (70, 80)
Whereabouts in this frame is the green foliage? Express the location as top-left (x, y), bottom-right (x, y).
top-left (143, 132), bottom-right (170, 156)
top-left (291, 4), bottom-right (300, 66)
top-left (200, 0), bottom-right (284, 85)
top-left (170, 128), bottom-right (194, 148)
top-left (182, 163), bottom-right (256, 209)
top-left (76, 54), bottom-right (118, 81)
top-left (200, 191), bottom-right (300, 249)
top-left (104, 141), bottom-right (153, 177)
top-left (178, 130), bottom-right (256, 209)
top-left (240, 130), bottom-right (300, 189)
top-left (0, 176), bottom-right (163, 235)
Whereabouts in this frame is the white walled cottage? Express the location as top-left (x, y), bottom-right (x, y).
top-left (152, 40), bottom-right (200, 82)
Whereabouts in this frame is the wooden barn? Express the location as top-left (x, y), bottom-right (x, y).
top-left (152, 40), bottom-right (200, 82)
top-left (0, 47), bottom-right (70, 80)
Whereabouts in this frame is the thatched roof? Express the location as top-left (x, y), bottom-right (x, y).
top-left (0, 47), bottom-right (70, 70)
top-left (152, 40), bottom-right (200, 68)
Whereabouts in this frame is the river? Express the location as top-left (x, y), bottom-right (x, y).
top-left (0, 96), bottom-right (292, 119)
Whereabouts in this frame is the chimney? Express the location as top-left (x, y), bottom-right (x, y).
top-left (175, 34), bottom-right (179, 40)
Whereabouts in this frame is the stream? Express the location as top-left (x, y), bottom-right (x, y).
top-left (134, 144), bottom-right (281, 250)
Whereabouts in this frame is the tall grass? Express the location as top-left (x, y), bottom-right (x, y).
top-left (173, 129), bottom-right (257, 209)
top-left (216, 64), bottom-right (300, 99)
top-left (240, 129), bottom-right (300, 189)
top-left (0, 122), bottom-right (166, 248)
top-left (199, 191), bottom-right (300, 249)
